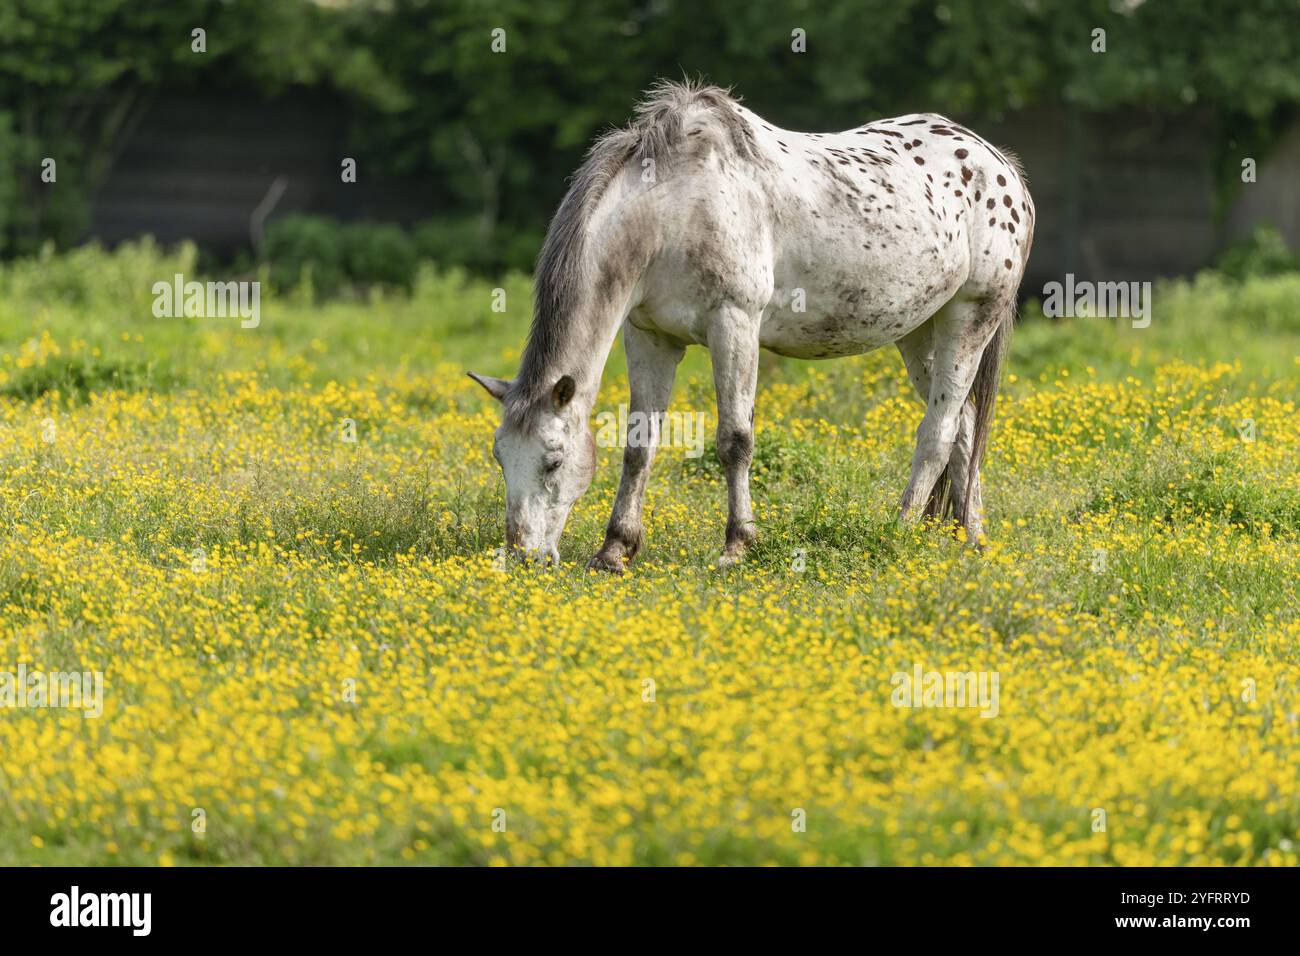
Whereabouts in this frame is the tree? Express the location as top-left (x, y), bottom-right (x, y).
top-left (0, 0), bottom-right (401, 252)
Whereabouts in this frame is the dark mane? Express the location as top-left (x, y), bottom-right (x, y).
top-left (505, 79), bottom-right (757, 425)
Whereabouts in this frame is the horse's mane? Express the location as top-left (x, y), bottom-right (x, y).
top-left (505, 79), bottom-right (757, 426)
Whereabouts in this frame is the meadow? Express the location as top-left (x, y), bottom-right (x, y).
top-left (0, 240), bottom-right (1297, 865)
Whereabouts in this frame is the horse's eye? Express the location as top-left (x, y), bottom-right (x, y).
top-left (544, 455), bottom-right (562, 473)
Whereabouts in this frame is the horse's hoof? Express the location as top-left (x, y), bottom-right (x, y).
top-left (717, 549), bottom-right (745, 569)
top-left (587, 551), bottom-right (625, 574)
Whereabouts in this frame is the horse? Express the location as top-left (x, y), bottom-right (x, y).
top-left (469, 80), bottom-right (1034, 571)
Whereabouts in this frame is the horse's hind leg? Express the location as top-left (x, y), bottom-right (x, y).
top-left (588, 322), bottom-right (684, 573)
top-left (896, 321), bottom-right (983, 539)
top-left (898, 300), bottom-right (998, 536)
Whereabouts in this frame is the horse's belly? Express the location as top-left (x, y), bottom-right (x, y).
top-left (759, 307), bottom-right (909, 358)
top-left (759, 262), bottom-right (963, 358)
top-left (757, 210), bottom-right (969, 357)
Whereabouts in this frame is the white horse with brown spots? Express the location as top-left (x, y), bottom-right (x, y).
top-left (469, 80), bottom-right (1034, 570)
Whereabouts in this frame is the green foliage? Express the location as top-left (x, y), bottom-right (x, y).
top-left (263, 215), bottom-right (539, 297)
top-left (1016, 268), bottom-right (1300, 385)
top-left (0, 236), bottom-right (196, 310)
top-left (263, 215), bottom-right (424, 297)
top-left (412, 218), bottom-right (541, 274)
top-left (263, 216), bottom-right (348, 297)
top-left (3, 241), bottom-right (1299, 865)
top-left (341, 222), bottom-right (419, 290)
top-left (0, 239), bottom-right (532, 405)
top-left (0, 0), bottom-right (400, 253)
top-left (4, 238), bottom-right (1300, 410)
top-left (927, 0), bottom-right (1300, 114)
top-left (351, 0), bottom-right (1300, 241)
top-left (3, 0), bottom-right (1300, 265)
top-left (0, 353), bottom-right (156, 403)
top-left (1213, 224), bottom-right (1299, 281)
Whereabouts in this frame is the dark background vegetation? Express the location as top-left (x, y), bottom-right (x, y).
top-left (2, 0), bottom-right (1299, 289)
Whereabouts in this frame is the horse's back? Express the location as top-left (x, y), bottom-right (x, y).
top-left (625, 97), bottom-right (1033, 355)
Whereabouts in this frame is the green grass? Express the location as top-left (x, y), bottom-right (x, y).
top-left (0, 240), bottom-right (1298, 866)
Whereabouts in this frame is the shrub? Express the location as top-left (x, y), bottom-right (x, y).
top-left (341, 222), bottom-right (417, 291)
top-left (1213, 224), bottom-right (1298, 281)
top-left (263, 215), bottom-right (539, 298)
top-left (412, 217), bottom-right (541, 274)
top-left (263, 216), bottom-right (348, 297)
top-left (0, 237), bottom-right (197, 311)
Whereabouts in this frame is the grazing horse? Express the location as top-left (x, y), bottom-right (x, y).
top-left (470, 80), bottom-right (1034, 570)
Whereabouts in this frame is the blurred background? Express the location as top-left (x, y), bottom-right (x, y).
top-left (2, 0), bottom-right (1299, 295)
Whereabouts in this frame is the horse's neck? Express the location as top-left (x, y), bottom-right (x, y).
top-left (570, 290), bottom-right (629, 407)
top-left (522, 211), bottom-right (652, 410)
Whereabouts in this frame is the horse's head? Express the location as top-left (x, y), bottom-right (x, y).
top-left (468, 371), bottom-right (596, 564)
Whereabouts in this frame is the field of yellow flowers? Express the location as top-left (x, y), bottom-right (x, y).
top-left (1, 242), bottom-right (1298, 865)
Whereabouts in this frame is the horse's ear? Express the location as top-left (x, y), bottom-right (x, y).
top-left (467, 371), bottom-right (512, 402)
top-left (551, 374), bottom-right (576, 410)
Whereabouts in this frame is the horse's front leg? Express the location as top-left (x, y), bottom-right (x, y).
top-left (707, 305), bottom-right (761, 567)
top-left (588, 323), bottom-right (684, 573)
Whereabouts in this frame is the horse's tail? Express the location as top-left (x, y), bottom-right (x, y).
top-left (923, 309), bottom-right (1014, 530)
top-left (926, 146), bottom-right (1030, 534)
top-left (962, 312), bottom-right (1012, 524)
